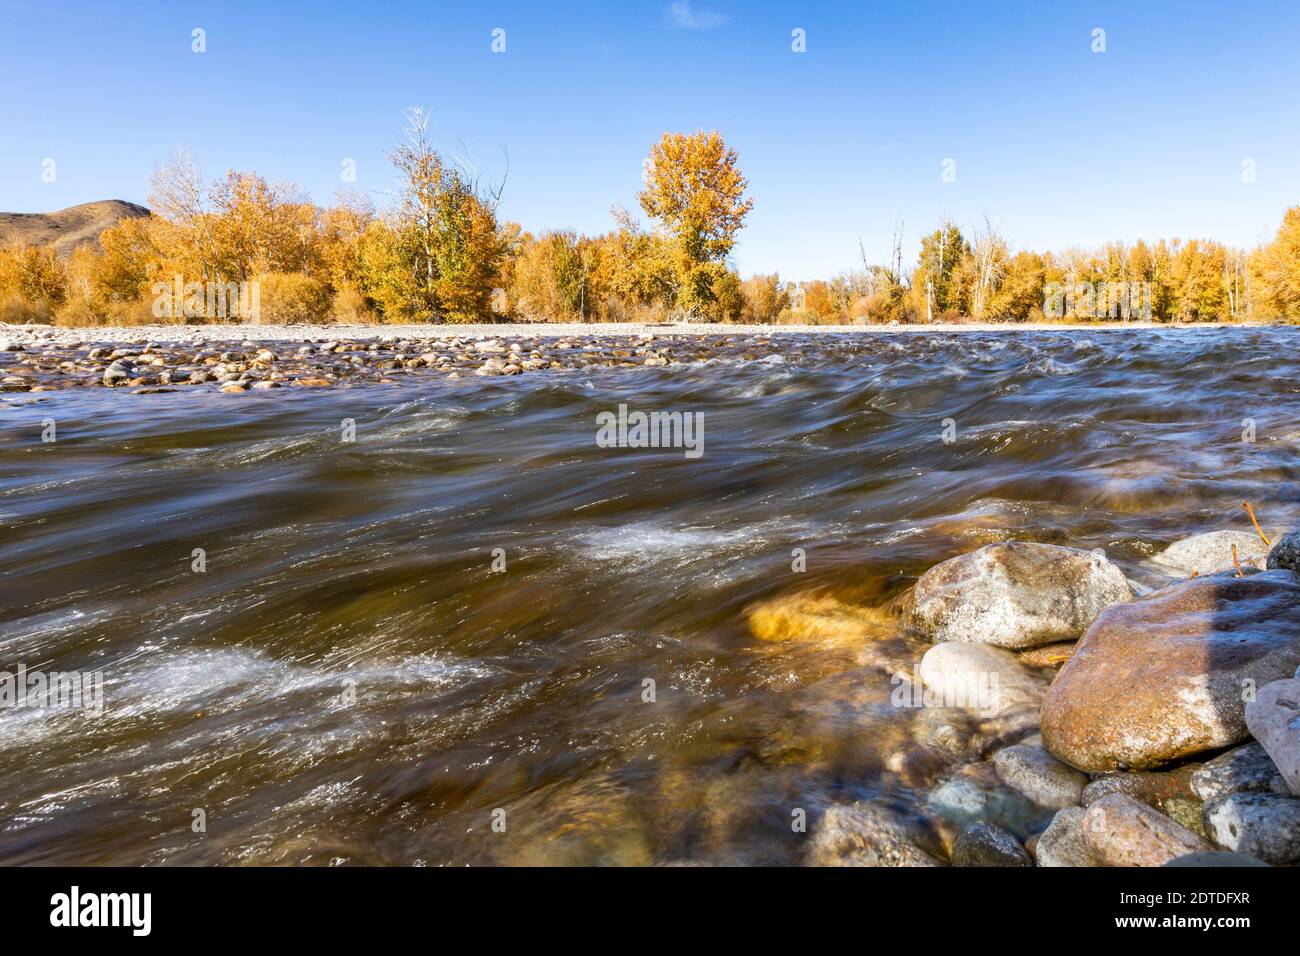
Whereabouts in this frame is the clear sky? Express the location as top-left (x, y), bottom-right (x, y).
top-left (2, 0), bottom-right (1298, 279)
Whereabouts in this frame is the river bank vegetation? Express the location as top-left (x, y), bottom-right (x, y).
top-left (2, 116), bottom-right (1299, 327)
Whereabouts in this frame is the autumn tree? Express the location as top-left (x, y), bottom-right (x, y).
top-left (1252, 207), bottom-right (1300, 320)
top-left (386, 108), bottom-right (505, 322)
top-left (638, 131), bottom-right (752, 316)
top-left (982, 251), bottom-right (1044, 320)
top-left (148, 146), bottom-right (218, 282)
top-left (208, 170), bottom-right (318, 281)
top-left (739, 273), bottom-right (790, 323)
top-left (0, 243), bottom-right (65, 321)
top-left (913, 222), bottom-right (969, 319)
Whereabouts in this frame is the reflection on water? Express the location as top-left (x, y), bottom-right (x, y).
top-left (1, 328), bottom-right (1297, 865)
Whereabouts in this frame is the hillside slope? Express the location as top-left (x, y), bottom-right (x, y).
top-left (0, 200), bottom-right (151, 256)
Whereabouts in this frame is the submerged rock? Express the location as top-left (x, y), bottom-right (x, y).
top-left (1041, 570), bottom-right (1300, 772)
top-left (905, 541), bottom-right (1132, 649)
top-left (745, 591), bottom-right (897, 648)
top-left (951, 822), bottom-right (1032, 867)
top-left (1153, 530), bottom-right (1270, 576)
top-left (1202, 792), bottom-right (1300, 865)
top-left (807, 802), bottom-right (944, 867)
top-left (1189, 741), bottom-right (1290, 802)
top-left (1246, 678), bottom-right (1300, 795)
top-left (1016, 641), bottom-right (1076, 669)
top-left (916, 642), bottom-right (1048, 722)
top-left (1083, 794), bottom-right (1212, 867)
top-left (993, 742), bottom-right (1087, 809)
top-left (1266, 532), bottom-right (1300, 573)
top-left (925, 761), bottom-right (1054, 839)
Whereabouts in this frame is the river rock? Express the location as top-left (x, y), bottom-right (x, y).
top-left (1082, 764), bottom-right (1200, 811)
top-left (1153, 530), bottom-right (1271, 576)
top-left (1017, 642), bottom-right (1076, 668)
top-left (1163, 851), bottom-right (1270, 867)
top-left (993, 743), bottom-right (1087, 808)
top-left (951, 823), bottom-right (1032, 867)
top-left (807, 802), bottom-right (944, 867)
top-left (1041, 570), bottom-right (1300, 772)
top-left (1083, 794), bottom-right (1212, 866)
top-left (905, 542), bottom-right (1132, 649)
top-left (924, 762), bottom-right (1054, 837)
top-left (916, 642), bottom-right (1048, 721)
top-left (1266, 532), bottom-right (1300, 572)
top-left (1035, 807), bottom-right (1101, 867)
top-left (1164, 798), bottom-right (1208, 838)
top-left (102, 362), bottom-right (133, 385)
top-left (1245, 678), bottom-right (1300, 795)
top-left (1202, 792), bottom-right (1300, 865)
top-left (1190, 741), bottom-right (1290, 801)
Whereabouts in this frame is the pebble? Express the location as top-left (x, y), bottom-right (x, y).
top-left (0, 327), bottom-right (705, 394)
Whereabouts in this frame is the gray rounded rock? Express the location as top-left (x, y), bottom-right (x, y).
top-left (1155, 530), bottom-right (1271, 576)
top-left (1035, 806), bottom-right (1101, 867)
top-left (1190, 741), bottom-right (1290, 801)
top-left (1267, 532), bottom-right (1300, 573)
top-left (994, 743), bottom-right (1088, 809)
top-left (906, 542), bottom-right (1133, 649)
top-left (1163, 851), bottom-right (1270, 867)
top-left (807, 802), bottom-right (944, 867)
top-left (1203, 792), bottom-right (1300, 865)
top-left (951, 822), bottom-right (1032, 867)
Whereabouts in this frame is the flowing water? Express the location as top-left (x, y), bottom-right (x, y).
top-left (2, 327), bottom-right (1298, 865)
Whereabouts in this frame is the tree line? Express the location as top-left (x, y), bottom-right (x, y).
top-left (1, 116), bottom-right (1298, 325)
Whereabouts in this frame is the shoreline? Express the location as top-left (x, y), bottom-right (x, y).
top-left (5, 320), bottom-right (1294, 395)
top-left (1, 318), bottom-right (1293, 347)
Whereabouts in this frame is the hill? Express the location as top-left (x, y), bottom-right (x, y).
top-left (0, 200), bottom-right (151, 256)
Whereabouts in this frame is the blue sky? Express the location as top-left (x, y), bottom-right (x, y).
top-left (2, 0), bottom-right (1298, 279)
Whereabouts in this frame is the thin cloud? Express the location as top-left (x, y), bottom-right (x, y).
top-left (666, 1), bottom-right (728, 31)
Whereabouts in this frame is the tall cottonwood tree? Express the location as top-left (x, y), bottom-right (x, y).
top-left (638, 131), bottom-right (752, 315)
top-left (387, 108), bottom-right (505, 322)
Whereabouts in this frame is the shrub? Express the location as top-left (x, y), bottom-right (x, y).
top-left (254, 272), bottom-right (332, 325)
top-left (0, 294), bottom-right (53, 324)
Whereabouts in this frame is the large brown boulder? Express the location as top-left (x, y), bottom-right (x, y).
top-left (1042, 571), bottom-right (1300, 772)
top-left (905, 542), bottom-right (1133, 649)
